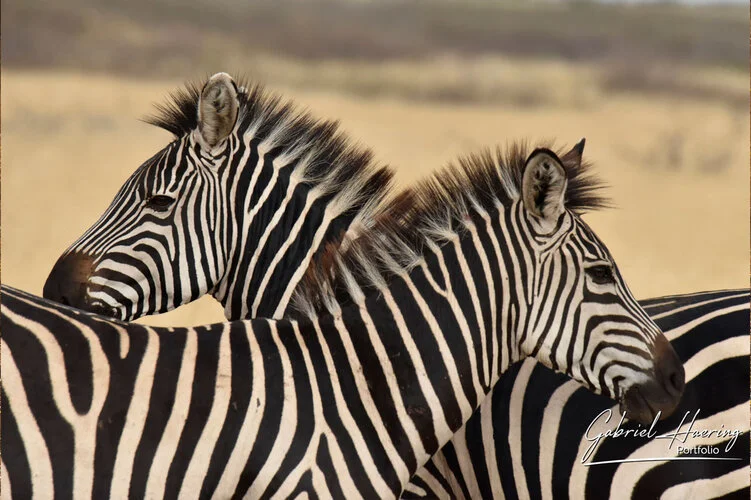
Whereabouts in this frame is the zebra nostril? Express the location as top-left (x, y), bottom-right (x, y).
top-left (657, 352), bottom-right (685, 400)
top-left (652, 334), bottom-right (685, 399)
top-left (670, 373), bottom-right (679, 390)
top-left (666, 364), bottom-right (685, 396)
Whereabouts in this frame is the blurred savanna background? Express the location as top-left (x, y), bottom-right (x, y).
top-left (2, 0), bottom-right (748, 326)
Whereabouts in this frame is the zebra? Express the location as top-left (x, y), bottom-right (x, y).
top-left (403, 289), bottom-right (750, 499)
top-left (2, 142), bottom-right (685, 497)
top-left (43, 72), bottom-right (395, 321)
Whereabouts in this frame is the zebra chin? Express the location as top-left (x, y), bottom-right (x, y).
top-left (618, 335), bottom-right (685, 424)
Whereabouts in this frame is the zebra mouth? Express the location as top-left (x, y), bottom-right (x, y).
top-left (87, 300), bottom-right (120, 319)
top-left (619, 384), bottom-right (675, 425)
top-left (619, 387), bottom-right (654, 424)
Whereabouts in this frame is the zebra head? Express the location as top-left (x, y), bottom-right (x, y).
top-left (43, 73), bottom-right (241, 319)
top-left (43, 73), bottom-right (390, 321)
top-left (517, 141), bottom-right (684, 424)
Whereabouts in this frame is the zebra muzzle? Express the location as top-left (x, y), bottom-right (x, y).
top-left (43, 251), bottom-right (95, 310)
top-left (619, 335), bottom-right (685, 424)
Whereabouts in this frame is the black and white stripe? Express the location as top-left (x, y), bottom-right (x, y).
top-left (3, 143), bottom-right (683, 497)
top-left (43, 72), bottom-right (393, 321)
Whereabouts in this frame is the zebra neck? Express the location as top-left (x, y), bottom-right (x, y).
top-left (209, 139), bottom-right (386, 321)
top-left (289, 212), bottom-right (543, 487)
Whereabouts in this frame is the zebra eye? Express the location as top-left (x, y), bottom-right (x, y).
top-left (586, 265), bottom-right (614, 285)
top-left (145, 195), bottom-right (175, 211)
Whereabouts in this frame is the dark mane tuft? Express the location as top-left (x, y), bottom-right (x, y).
top-left (291, 141), bottom-right (610, 318)
top-left (143, 81), bottom-right (202, 137)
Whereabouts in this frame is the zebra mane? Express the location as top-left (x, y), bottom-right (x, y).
top-left (290, 141), bottom-right (609, 318)
top-left (144, 75), bottom-right (395, 223)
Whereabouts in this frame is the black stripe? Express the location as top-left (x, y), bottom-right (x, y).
top-left (200, 323), bottom-right (255, 497)
top-left (341, 305), bottom-right (418, 477)
top-left (128, 328), bottom-right (190, 498)
top-left (164, 325), bottom-right (223, 497)
top-left (315, 435), bottom-right (346, 500)
top-left (1, 384), bottom-right (33, 498)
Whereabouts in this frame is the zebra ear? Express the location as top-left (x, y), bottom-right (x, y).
top-left (561, 137), bottom-right (585, 168)
top-left (521, 149), bottom-right (568, 223)
top-left (196, 72), bottom-right (240, 149)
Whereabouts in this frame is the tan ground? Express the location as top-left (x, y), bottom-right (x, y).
top-left (2, 69), bottom-right (748, 326)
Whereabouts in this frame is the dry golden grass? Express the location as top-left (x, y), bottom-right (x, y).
top-left (2, 68), bottom-right (747, 326)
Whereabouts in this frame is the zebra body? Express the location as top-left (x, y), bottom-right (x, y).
top-left (405, 289), bottom-right (750, 499)
top-left (4, 289), bottom-right (740, 499)
top-left (3, 142), bottom-right (683, 497)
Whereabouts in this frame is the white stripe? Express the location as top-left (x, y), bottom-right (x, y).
top-left (321, 431), bottom-right (364, 499)
top-left (6, 297), bottom-right (110, 500)
top-left (310, 467), bottom-right (333, 498)
top-left (650, 293), bottom-right (748, 320)
top-left (478, 211), bottom-right (504, 383)
top-left (271, 211), bottom-right (334, 318)
top-left (110, 328), bottom-right (159, 497)
top-left (665, 304), bottom-right (748, 341)
top-left (608, 403), bottom-right (748, 498)
top-left (538, 379), bottom-right (581, 500)
top-left (411, 466), bottom-right (452, 499)
top-left (212, 325), bottom-right (266, 498)
top-left (425, 451), bottom-right (466, 500)
top-left (416, 259), bottom-right (448, 299)
top-left (660, 466), bottom-right (748, 500)
top-left (478, 390), bottom-right (505, 500)
top-left (328, 315), bottom-right (409, 482)
top-left (215, 133), bottom-right (262, 307)
top-left (445, 421), bottom-right (483, 499)
top-left (239, 173), bottom-right (295, 318)
top-left (683, 335), bottom-right (749, 377)
top-left (1, 459), bottom-right (12, 500)
top-left (246, 323), bottom-right (299, 497)
top-left (117, 321), bottom-right (131, 358)
top-left (144, 330), bottom-right (198, 498)
top-left (178, 325), bottom-right (233, 498)
top-left (423, 239), bottom-right (484, 413)
top-left (401, 274), bottom-right (474, 420)
top-left (272, 322), bottom-right (323, 498)
top-left (508, 360), bottom-right (535, 500)
top-left (459, 224), bottom-right (494, 387)
top-left (1, 339), bottom-right (54, 499)
top-left (309, 319), bottom-right (390, 495)
top-left (356, 305), bottom-right (428, 470)
top-left (252, 189), bottom-right (319, 317)
top-left (379, 287), bottom-right (452, 463)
